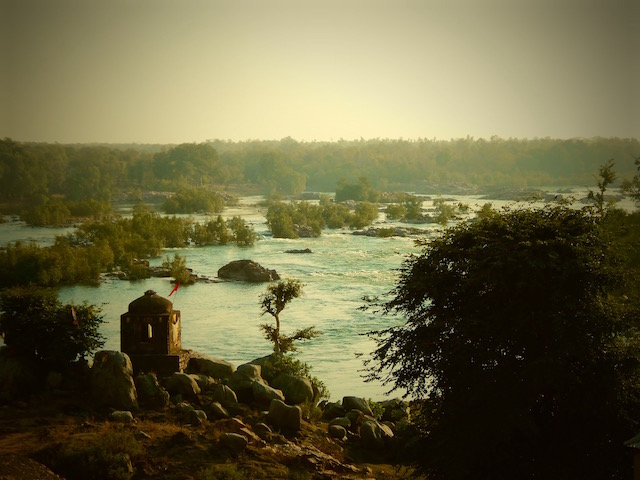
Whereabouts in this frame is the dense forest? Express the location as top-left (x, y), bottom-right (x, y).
top-left (1, 137), bottom-right (638, 207)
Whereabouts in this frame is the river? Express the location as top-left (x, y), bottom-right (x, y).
top-left (1, 189), bottom-right (633, 400)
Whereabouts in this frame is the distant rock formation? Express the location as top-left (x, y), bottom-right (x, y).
top-left (217, 259), bottom-right (280, 282)
top-left (285, 248), bottom-right (313, 254)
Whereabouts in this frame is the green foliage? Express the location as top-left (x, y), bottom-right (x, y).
top-left (384, 194), bottom-right (423, 221)
top-left (21, 198), bottom-right (72, 226)
top-left (384, 203), bottom-right (407, 220)
top-left (403, 195), bottom-right (423, 220)
top-left (621, 155), bottom-right (640, 207)
top-left (21, 197), bottom-right (113, 226)
top-left (256, 353), bottom-right (329, 401)
top-left (190, 215), bottom-right (231, 245)
top-left (0, 236), bottom-right (111, 288)
top-left (377, 227), bottom-right (397, 238)
top-left (265, 201), bottom-right (299, 238)
top-left (162, 253), bottom-right (194, 285)
top-left (366, 205), bottom-right (640, 480)
top-left (351, 201), bottom-right (379, 228)
top-left (367, 399), bottom-right (384, 421)
top-left (196, 464), bottom-right (246, 480)
top-left (587, 158), bottom-right (618, 215)
top-left (2, 138), bottom-right (640, 207)
top-left (153, 142), bottom-right (222, 187)
top-left (431, 197), bottom-right (457, 225)
top-left (39, 427), bottom-right (143, 480)
top-left (265, 201), bottom-right (323, 238)
top-left (266, 199), bottom-right (378, 238)
top-left (335, 177), bottom-right (380, 202)
top-left (0, 206), bottom-right (256, 288)
top-left (162, 188), bottom-right (225, 214)
top-left (259, 279), bottom-right (321, 354)
top-left (475, 202), bottom-right (496, 220)
top-left (227, 216), bottom-right (256, 246)
top-left (0, 288), bottom-right (104, 367)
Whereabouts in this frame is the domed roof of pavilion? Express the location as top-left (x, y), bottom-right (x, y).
top-left (128, 290), bottom-right (173, 314)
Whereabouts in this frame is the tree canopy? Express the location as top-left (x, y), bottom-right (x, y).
top-left (3, 137), bottom-right (639, 208)
top-left (366, 204), bottom-right (640, 479)
top-left (0, 288), bottom-right (104, 368)
top-left (259, 279), bottom-right (319, 354)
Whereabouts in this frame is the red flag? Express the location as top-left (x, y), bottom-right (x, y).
top-left (169, 281), bottom-right (180, 297)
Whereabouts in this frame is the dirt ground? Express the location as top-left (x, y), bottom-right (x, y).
top-left (0, 393), bottom-right (417, 480)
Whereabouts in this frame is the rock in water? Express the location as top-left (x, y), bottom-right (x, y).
top-left (217, 259), bottom-right (280, 282)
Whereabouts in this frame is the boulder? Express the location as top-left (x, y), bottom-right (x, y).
top-left (360, 419), bottom-right (394, 449)
top-left (207, 401), bottom-right (230, 420)
top-left (186, 353), bottom-right (235, 379)
top-left (166, 372), bottom-right (201, 396)
top-left (218, 260), bottom-right (280, 282)
top-left (345, 409), bottom-right (365, 433)
top-left (191, 373), bottom-right (217, 391)
top-left (253, 422), bottom-right (273, 440)
top-left (285, 248), bottom-right (313, 254)
top-left (342, 396), bottom-right (373, 416)
top-left (189, 409), bottom-right (207, 426)
top-left (271, 373), bottom-right (314, 405)
top-left (328, 424), bottom-right (347, 440)
top-left (135, 373), bottom-right (170, 410)
top-left (294, 224), bottom-right (317, 238)
top-left (268, 399), bottom-right (302, 432)
top-left (328, 417), bottom-right (351, 430)
top-left (379, 398), bottom-right (411, 422)
top-left (252, 381), bottom-right (285, 405)
top-left (90, 351), bottom-right (138, 410)
top-left (110, 410), bottom-right (135, 423)
top-left (228, 363), bottom-right (265, 402)
top-left (321, 402), bottom-right (346, 420)
top-left (220, 433), bottom-right (249, 453)
top-left (211, 384), bottom-right (238, 404)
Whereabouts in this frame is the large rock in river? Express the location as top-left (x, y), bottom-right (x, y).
top-left (218, 260), bottom-right (280, 282)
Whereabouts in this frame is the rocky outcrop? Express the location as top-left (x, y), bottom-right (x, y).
top-left (252, 381), bottom-right (286, 406)
top-left (268, 398), bottom-right (302, 431)
top-left (293, 224), bottom-right (318, 238)
top-left (272, 373), bottom-right (314, 405)
top-left (285, 248), bottom-right (313, 254)
top-left (211, 384), bottom-right (238, 404)
top-left (135, 372), bottom-right (170, 409)
top-left (90, 350), bottom-right (138, 410)
top-left (186, 354), bottom-right (235, 379)
top-left (165, 372), bottom-right (201, 396)
top-left (360, 419), bottom-right (394, 449)
top-left (227, 363), bottom-right (266, 402)
top-left (342, 396), bottom-right (373, 416)
top-left (217, 259), bottom-right (280, 282)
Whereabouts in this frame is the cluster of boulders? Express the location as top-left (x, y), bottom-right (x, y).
top-left (89, 350), bottom-right (412, 464)
top-left (321, 396), bottom-right (410, 450)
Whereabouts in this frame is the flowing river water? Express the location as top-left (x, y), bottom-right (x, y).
top-left (2, 189), bottom-right (632, 400)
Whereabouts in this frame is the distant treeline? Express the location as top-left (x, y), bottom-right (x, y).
top-left (1, 136), bottom-right (638, 204)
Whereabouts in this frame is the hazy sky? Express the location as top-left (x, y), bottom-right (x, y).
top-left (1, 0), bottom-right (638, 144)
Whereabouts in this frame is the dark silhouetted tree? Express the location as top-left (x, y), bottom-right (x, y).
top-left (365, 205), bottom-right (640, 480)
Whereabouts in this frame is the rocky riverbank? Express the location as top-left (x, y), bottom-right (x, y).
top-left (0, 349), bottom-right (419, 480)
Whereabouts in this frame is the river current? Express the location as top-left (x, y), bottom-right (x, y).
top-left (2, 190), bottom-right (632, 400)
